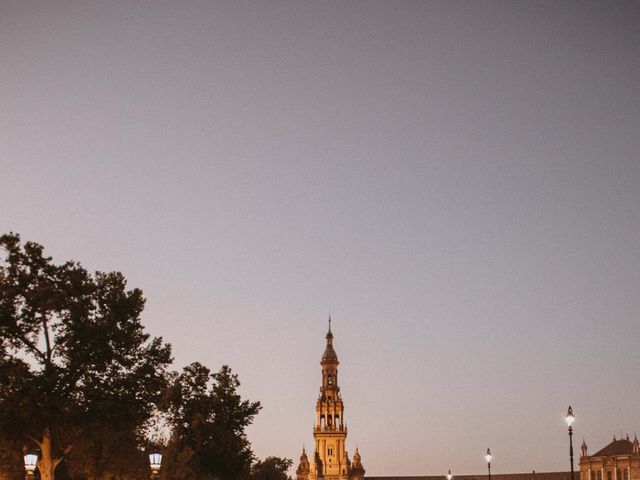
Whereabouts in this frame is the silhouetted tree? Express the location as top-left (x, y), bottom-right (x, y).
top-left (250, 457), bottom-right (292, 480)
top-left (0, 233), bottom-right (172, 480)
top-left (162, 363), bottom-right (262, 480)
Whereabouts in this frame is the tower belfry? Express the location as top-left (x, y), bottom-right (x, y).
top-left (296, 319), bottom-right (365, 480)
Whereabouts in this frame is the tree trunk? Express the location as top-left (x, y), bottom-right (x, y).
top-left (35, 427), bottom-right (64, 480)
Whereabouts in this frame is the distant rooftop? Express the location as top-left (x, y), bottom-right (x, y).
top-left (591, 439), bottom-right (634, 457)
top-left (368, 471), bottom-right (574, 480)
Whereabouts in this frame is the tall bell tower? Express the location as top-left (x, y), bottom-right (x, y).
top-left (296, 319), bottom-right (365, 480)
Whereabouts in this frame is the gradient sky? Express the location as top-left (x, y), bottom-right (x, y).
top-left (1, 0), bottom-right (639, 476)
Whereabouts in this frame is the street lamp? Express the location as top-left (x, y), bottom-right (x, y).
top-left (565, 406), bottom-right (576, 480)
top-left (447, 470), bottom-right (453, 480)
top-left (23, 453), bottom-right (38, 480)
top-left (149, 452), bottom-right (162, 479)
top-left (485, 448), bottom-right (493, 480)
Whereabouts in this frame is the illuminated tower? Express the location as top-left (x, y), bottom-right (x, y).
top-left (296, 319), bottom-right (364, 480)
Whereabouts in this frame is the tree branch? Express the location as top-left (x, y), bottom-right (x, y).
top-left (26, 435), bottom-right (42, 448)
top-left (53, 446), bottom-right (72, 468)
top-left (42, 314), bottom-right (53, 368)
top-left (4, 325), bottom-right (46, 363)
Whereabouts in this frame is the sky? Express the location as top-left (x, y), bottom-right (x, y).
top-left (1, 0), bottom-right (640, 476)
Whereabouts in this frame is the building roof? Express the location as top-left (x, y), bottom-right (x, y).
top-left (322, 319), bottom-right (339, 362)
top-left (591, 439), bottom-right (634, 457)
top-left (322, 343), bottom-right (338, 362)
top-left (368, 472), bottom-right (573, 480)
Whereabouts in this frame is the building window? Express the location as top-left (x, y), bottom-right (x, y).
top-left (623, 471), bottom-right (628, 480)
top-left (598, 471), bottom-right (602, 480)
top-left (607, 471), bottom-right (612, 480)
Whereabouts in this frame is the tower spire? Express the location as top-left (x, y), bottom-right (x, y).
top-left (298, 317), bottom-right (364, 480)
top-left (326, 316), bottom-right (333, 345)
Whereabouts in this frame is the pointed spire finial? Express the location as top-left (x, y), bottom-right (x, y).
top-left (325, 316), bottom-right (334, 344)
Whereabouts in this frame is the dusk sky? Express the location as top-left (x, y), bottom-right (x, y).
top-left (2, 1), bottom-right (639, 476)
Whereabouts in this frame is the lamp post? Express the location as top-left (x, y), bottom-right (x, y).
top-left (23, 453), bottom-right (38, 480)
top-left (565, 406), bottom-right (576, 480)
top-left (447, 470), bottom-right (453, 480)
top-left (149, 452), bottom-right (162, 480)
top-left (485, 448), bottom-right (493, 480)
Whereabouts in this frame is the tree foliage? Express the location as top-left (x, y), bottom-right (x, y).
top-left (0, 233), bottom-right (292, 480)
top-left (250, 457), bottom-right (293, 480)
top-left (161, 363), bottom-right (262, 480)
top-left (0, 233), bottom-right (172, 480)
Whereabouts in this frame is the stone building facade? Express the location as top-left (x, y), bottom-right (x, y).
top-left (296, 321), bottom-right (365, 480)
top-left (580, 436), bottom-right (640, 480)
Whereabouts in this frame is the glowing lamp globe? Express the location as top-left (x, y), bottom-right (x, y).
top-left (447, 469), bottom-right (453, 480)
top-left (485, 449), bottom-right (492, 464)
top-left (565, 406), bottom-right (575, 427)
top-left (24, 453), bottom-right (38, 473)
top-left (149, 452), bottom-right (162, 472)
